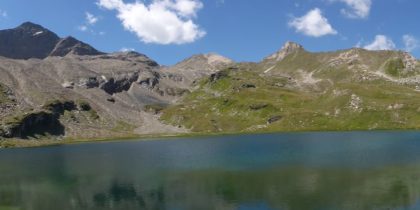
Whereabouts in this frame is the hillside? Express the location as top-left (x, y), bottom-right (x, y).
top-left (161, 42), bottom-right (420, 133)
top-left (1, 23), bottom-right (420, 147)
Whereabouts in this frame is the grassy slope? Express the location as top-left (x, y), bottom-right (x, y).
top-left (0, 83), bottom-right (10, 104)
top-left (161, 50), bottom-right (420, 134)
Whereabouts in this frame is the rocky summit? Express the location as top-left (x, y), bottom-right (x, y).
top-left (0, 22), bottom-right (103, 59)
top-left (1, 22), bottom-right (420, 147)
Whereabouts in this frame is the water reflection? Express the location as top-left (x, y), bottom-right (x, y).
top-left (1, 132), bottom-right (420, 210)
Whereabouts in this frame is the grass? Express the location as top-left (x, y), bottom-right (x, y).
top-left (0, 84), bottom-right (11, 104)
top-left (161, 62), bottom-right (420, 134)
top-left (384, 58), bottom-right (405, 77)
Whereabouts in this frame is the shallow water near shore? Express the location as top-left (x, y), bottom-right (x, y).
top-left (1, 131), bottom-right (420, 210)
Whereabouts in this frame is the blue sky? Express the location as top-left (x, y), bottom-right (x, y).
top-left (0, 0), bottom-right (419, 65)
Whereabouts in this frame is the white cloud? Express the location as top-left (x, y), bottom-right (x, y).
top-left (97, 0), bottom-right (206, 45)
top-left (403, 34), bottom-right (419, 52)
top-left (331, 0), bottom-right (372, 19)
top-left (86, 12), bottom-right (99, 25)
top-left (289, 8), bottom-right (337, 37)
top-left (78, 12), bottom-right (101, 33)
top-left (364, 35), bottom-right (396, 50)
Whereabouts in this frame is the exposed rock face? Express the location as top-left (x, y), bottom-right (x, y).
top-left (0, 22), bottom-right (60, 59)
top-left (100, 72), bottom-right (139, 95)
top-left (0, 111), bottom-right (65, 139)
top-left (0, 83), bottom-right (17, 119)
top-left (267, 116), bottom-right (282, 124)
top-left (138, 71), bottom-right (160, 89)
top-left (210, 70), bottom-right (229, 82)
top-left (163, 53), bottom-right (233, 87)
top-left (265, 41), bottom-right (304, 62)
top-left (43, 100), bottom-right (77, 115)
top-left (0, 22), bottom-right (103, 59)
top-left (98, 51), bottom-right (159, 67)
top-left (49, 36), bottom-right (104, 57)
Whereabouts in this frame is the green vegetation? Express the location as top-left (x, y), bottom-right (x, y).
top-left (0, 83), bottom-right (11, 104)
top-left (111, 121), bottom-right (136, 133)
top-left (144, 104), bottom-right (167, 114)
top-left (384, 58), bottom-right (405, 77)
top-left (161, 59), bottom-right (420, 134)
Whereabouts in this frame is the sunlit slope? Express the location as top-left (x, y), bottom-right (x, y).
top-left (161, 43), bottom-right (420, 133)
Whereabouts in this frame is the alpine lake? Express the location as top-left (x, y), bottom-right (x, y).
top-left (1, 131), bottom-right (420, 210)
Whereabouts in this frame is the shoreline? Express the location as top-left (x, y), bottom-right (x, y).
top-left (1, 127), bottom-right (420, 149)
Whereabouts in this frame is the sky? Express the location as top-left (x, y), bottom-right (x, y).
top-left (0, 0), bottom-right (419, 65)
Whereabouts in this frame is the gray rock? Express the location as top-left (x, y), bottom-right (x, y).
top-left (267, 116), bottom-right (282, 124)
top-left (49, 36), bottom-right (104, 57)
top-left (0, 22), bottom-right (60, 59)
top-left (0, 22), bottom-right (103, 59)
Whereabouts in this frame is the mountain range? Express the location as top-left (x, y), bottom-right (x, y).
top-left (1, 22), bottom-right (420, 147)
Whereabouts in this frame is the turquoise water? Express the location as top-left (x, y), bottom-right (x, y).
top-left (1, 132), bottom-right (420, 209)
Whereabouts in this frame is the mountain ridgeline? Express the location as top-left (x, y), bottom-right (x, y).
top-left (0, 22), bottom-right (103, 59)
top-left (0, 22), bottom-right (420, 146)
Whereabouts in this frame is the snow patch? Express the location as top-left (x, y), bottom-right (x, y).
top-left (33, 31), bottom-right (44, 36)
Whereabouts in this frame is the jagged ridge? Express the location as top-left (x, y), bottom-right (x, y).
top-left (0, 22), bottom-right (103, 59)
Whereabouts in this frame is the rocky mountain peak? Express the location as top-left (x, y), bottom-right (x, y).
top-left (17, 22), bottom-right (45, 31)
top-left (202, 53), bottom-right (234, 66)
top-left (180, 53), bottom-right (233, 67)
top-left (0, 22), bottom-right (104, 59)
top-left (49, 36), bottom-right (104, 57)
top-left (163, 53), bottom-right (233, 84)
top-left (0, 22), bottom-right (60, 59)
top-left (282, 41), bottom-right (304, 52)
top-left (264, 41), bottom-right (304, 62)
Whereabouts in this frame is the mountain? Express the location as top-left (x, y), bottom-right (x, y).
top-left (1, 22), bottom-right (420, 147)
top-left (0, 23), bottom-right (206, 145)
top-left (49, 36), bottom-right (104, 57)
top-left (162, 53), bottom-right (233, 88)
top-left (0, 22), bottom-right (60, 59)
top-left (161, 42), bottom-right (420, 133)
top-left (264, 41), bottom-right (304, 62)
top-left (0, 22), bottom-right (103, 59)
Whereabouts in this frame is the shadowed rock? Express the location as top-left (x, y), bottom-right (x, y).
top-left (0, 22), bottom-right (103, 59)
top-left (0, 22), bottom-right (60, 59)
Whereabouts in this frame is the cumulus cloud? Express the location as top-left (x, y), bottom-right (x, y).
top-left (403, 34), bottom-right (419, 52)
top-left (364, 35), bottom-right (396, 50)
top-left (97, 0), bottom-right (206, 45)
top-left (331, 0), bottom-right (372, 19)
top-left (289, 8), bottom-right (337, 37)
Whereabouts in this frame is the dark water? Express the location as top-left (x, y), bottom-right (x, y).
top-left (1, 132), bottom-right (420, 210)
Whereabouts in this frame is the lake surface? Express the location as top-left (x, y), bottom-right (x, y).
top-left (1, 132), bottom-right (420, 210)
